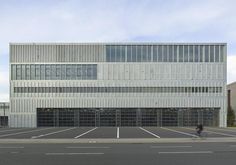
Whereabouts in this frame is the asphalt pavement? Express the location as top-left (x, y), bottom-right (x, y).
top-left (1, 142), bottom-right (236, 165)
top-left (1, 127), bottom-right (236, 139)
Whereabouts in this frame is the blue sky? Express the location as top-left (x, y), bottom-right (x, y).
top-left (1, 0), bottom-right (236, 101)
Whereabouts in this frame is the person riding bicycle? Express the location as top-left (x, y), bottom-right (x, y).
top-left (196, 123), bottom-right (203, 137)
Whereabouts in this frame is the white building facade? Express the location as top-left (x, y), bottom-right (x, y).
top-left (10, 43), bottom-right (227, 127)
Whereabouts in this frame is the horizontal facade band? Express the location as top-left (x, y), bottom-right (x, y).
top-left (11, 64), bottom-right (97, 80)
top-left (13, 86), bottom-right (222, 93)
top-left (10, 44), bottom-right (226, 63)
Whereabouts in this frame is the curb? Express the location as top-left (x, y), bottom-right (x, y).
top-left (1, 138), bottom-right (236, 144)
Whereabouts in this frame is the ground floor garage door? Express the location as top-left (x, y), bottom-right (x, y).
top-left (37, 108), bottom-right (220, 127)
top-left (0, 116), bottom-right (8, 127)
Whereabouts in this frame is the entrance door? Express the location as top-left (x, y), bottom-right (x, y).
top-left (37, 108), bottom-right (57, 127)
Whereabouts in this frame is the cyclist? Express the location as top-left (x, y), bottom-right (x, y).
top-left (196, 123), bottom-right (203, 137)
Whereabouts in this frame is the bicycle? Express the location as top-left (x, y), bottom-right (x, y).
top-left (192, 130), bottom-right (208, 140)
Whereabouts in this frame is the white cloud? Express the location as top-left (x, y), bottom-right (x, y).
top-left (0, 0), bottom-right (236, 55)
top-left (0, 94), bottom-right (9, 102)
top-left (0, 70), bottom-right (9, 84)
top-left (0, 70), bottom-right (9, 102)
top-left (227, 55), bottom-right (236, 84)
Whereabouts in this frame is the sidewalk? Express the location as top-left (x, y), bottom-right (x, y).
top-left (1, 137), bottom-right (236, 144)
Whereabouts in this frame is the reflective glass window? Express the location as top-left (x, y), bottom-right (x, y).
top-left (205, 45), bottom-right (209, 62)
top-left (179, 45), bottom-right (183, 62)
top-left (131, 45), bottom-right (137, 62)
top-left (35, 65), bottom-right (40, 80)
top-left (127, 46), bottom-right (132, 62)
top-left (110, 46), bottom-right (116, 62)
top-left (16, 65), bottom-right (21, 80)
top-left (40, 65), bottom-right (45, 80)
top-left (30, 64), bottom-right (35, 80)
top-left (142, 46), bottom-right (147, 62)
top-left (137, 46), bottom-right (142, 62)
top-left (220, 45), bottom-right (224, 62)
top-left (26, 65), bottom-right (30, 80)
top-left (173, 45), bottom-right (178, 62)
top-left (56, 65), bottom-right (61, 79)
top-left (163, 45), bottom-right (168, 62)
top-left (153, 46), bottom-right (158, 62)
top-left (61, 64), bottom-right (66, 79)
top-left (116, 46), bottom-right (121, 62)
top-left (82, 65), bottom-right (87, 79)
top-left (121, 45), bottom-right (126, 62)
top-left (184, 45), bottom-right (188, 62)
top-left (169, 45), bottom-right (173, 62)
top-left (210, 45), bottom-right (214, 62)
top-left (189, 45), bottom-right (194, 62)
top-left (147, 45), bottom-right (152, 62)
top-left (11, 65), bottom-right (16, 80)
top-left (77, 65), bottom-right (82, 79)
top-left (200, 46), bottom-right (204, 62)
top-left (106, 45), bottom-right (111, 62)
top-left (194, 45), bottom-right (199, 62)
top-left (45, 65), bottom-right (51, 80)
top-left (215, 45), bottom-right (219, 62)
top-left (158, 46), bottom-right (163, 62)
top-left (21, 64), bottom-right (26, 80)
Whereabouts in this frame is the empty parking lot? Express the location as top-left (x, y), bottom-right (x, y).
top-left (0, 127), bottom-right (236, 139)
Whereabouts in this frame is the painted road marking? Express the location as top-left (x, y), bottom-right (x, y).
top-left (158, 151), bottom-right (213, 154)
top-left (31, 127), bottom-right (76, 139)
top-left (139, 127), bottom-right (160, 138)
top-left (117, 127), bottom-right (119, 139)
top-left (206, 127), bottom-right (236, 133)
top-left (183, 127), bottom-right (236, 137)
top-left (11, 152), bottom-right (19, 154)
top-left (66, 146), bottom-right (110, 149)
top-left (45, 152), bottom-right (104, 155)
top-left (0, 129), bottom-right (25, 133)
top-left (0, 127), bottom-right (54, 138)
top-left (151, 145), bottom-right (192, 148)
top-left (0, 146), bottom-right (24, 149)
top-left (161, 127), bottom-right (198, 137)
top-left (74, 127), bottom-right (98, 138)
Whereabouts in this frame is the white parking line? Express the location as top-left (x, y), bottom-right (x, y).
top-left (117, 127), bottom-right (119, 139)
top-left (66, 146), bottom-right (110, 149)
top-left (158, 151), bottom-right (213, 154)
top-left (0, 129), bottom-right (25, 133)
top-left (206, 127), bottom-right (236, 133)
top-left (183, 127), bottom-right (236, 137)
top-left (74, 127), bottom-right (97, 138)
top-left (45, 152), bottom-right (104, 155)
top-left (139, 127), bottom-right (160, 138)
top-left (203, 130), bottom-right (236, 137)
top-left (161, 127), bottom-right (198, 137)
top-left (0, 127), bottom-right (54, 138)
top-left (0, 146), bottom-right (24, 149)
top-left (151, 146), bottom-right (192, 148)
top-left (11, 152), bottom-right (19, 154)
top-left (31, 127), bottom-right (76, 139)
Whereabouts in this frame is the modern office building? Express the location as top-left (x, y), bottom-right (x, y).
top-left (227, 82), bottom-right (236, 123)
top-left (10, 43), bottom-right (227, 127)
top-left (0, 102), bottom-right (9, 127)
